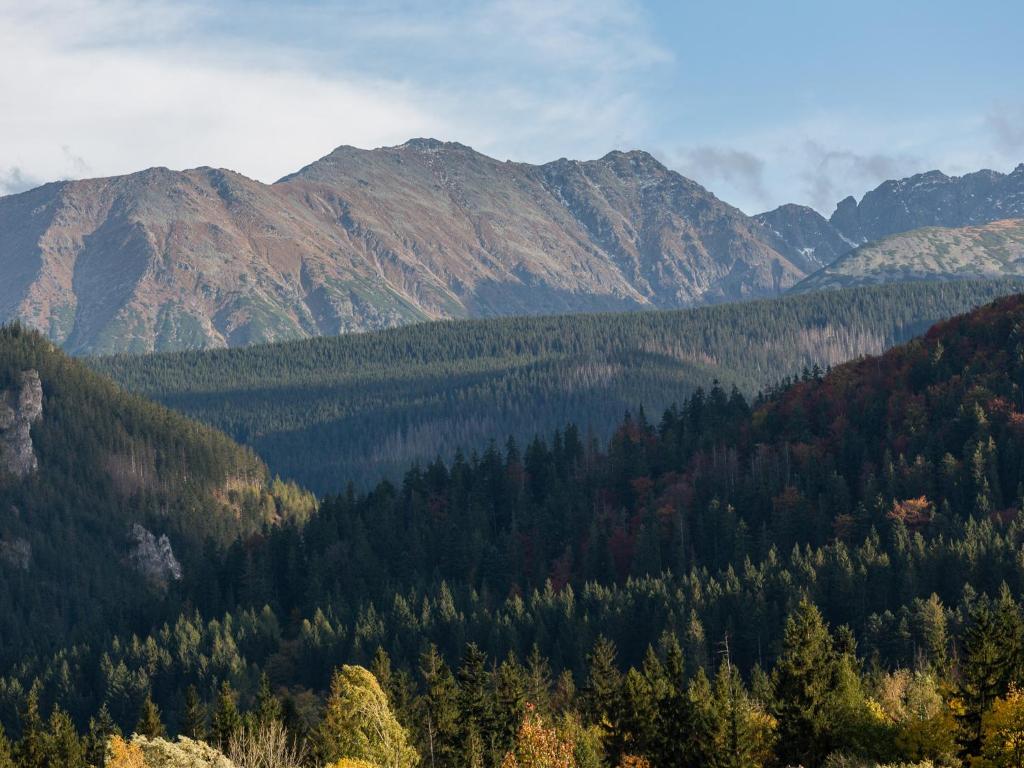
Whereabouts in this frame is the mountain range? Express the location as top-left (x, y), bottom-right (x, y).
top-left (1, 139), bottom-right (1022, 354)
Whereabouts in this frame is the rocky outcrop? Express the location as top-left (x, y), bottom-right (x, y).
top-left (128, 523), bottom-right (183, 585)
top-left (0, 370), bottom-right (43, 477)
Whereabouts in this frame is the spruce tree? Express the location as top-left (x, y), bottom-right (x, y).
top-left (771, 598), bottom-right (839, 767)
top-left (525, 644), bottom-right (553, 717)
top-left (211, 681), bottom-right (242, 752)
top-left (14, 682), bottom-right (46, 768)
top-left (419, 645), bottom-right (460, 768)
top-left (493, 652), bottom-right (527, 756)
top-left (181, 685), bottom-right (207, 742)
top-left (135, 693), bottom-right (165, 739)
top-left (44, 708), bottom-right (86, 768)
top-left (254, 672), bottom-right (282, 726)
top-left (585, 636), bottom-right (623, 759)
top-left (457, 644), bottom-right (495, 760)
top-left (85, 703), bottom-right (120, 768)
top-left (652, 632), bottom-right (689, 768)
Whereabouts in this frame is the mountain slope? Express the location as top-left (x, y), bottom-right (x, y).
top-left (0, 140), bottom-right (806, 354)
top-left (754, 203), bottom-right (854, 269)
top-left (791, 218), bottom-right (1024, 292)
top-left (0, 323), bottom-right (314, 658)
top-left (92, 280), bottom-right (1024, 492)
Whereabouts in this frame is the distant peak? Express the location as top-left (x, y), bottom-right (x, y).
top-left (600, 149), bottom-right (659, 163)
top-left (395, 138), bottom-right (473, 152)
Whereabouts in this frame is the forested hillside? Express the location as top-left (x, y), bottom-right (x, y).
top-left (9, 292), bottom-right (1024, 767)
top-left (0, 324), bottom-right (314, 664)
top-left (95, 279), bottom-right (1024, 491)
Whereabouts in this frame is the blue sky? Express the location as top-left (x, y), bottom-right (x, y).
top-left (1, 0), bottom-right (1022, 214)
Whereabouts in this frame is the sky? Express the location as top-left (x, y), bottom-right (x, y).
top-left (1, 0), bottom-right (1022, 215)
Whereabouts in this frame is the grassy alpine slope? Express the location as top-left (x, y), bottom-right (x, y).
top-left (792, 218), bottom-right (1024, 292)
top-left (93, 279), bottom-right (1024, 492)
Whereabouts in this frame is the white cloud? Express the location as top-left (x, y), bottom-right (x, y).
top-left (0, 0), bottom-right (454, 187)
top-left (0, 0), bottom-right (666, 191)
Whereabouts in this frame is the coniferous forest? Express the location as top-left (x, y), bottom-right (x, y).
top-left (7, 289), bottom-right (1024, 766)
top-left (92, 279), bottom-right (1024, 492)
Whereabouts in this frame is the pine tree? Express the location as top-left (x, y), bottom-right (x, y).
top-left (651, 633), bottom-right (689, 768)
top-left (686, 668), bottom-right (718, 768)
top-left (211, 681), bottom-right (242, 752)
top-left (458, 644), bottom-right (495, 761)
top-left (254, 672), bottom-right (282, 726)
top-left (771, 598), bottom-right (839, 767)
top-left (14, 682), bottom-right (47, 768)
top-left (134, 693), bottom-right (165, 739)
top-left (44, 707), bottom-right (86, 768)
top-left (85, 703), bottom-right (120, 768)
top-left (712, 658), bottom-right (771, 768)
top-left (494, 652), bottom-right (527, 757)
top-left (525, 645), bottom-right (553, 717)
top-left (585, 636), bottom-right (623, 759)
top-left (181, 685), bottom-right (207, 742)
top-left (419, 645), bottom-right (460, 768)
top-left (960, 597), bottom-right (1016, 752)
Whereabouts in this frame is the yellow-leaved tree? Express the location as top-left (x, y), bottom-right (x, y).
top-left (501, 705), bottom-right (576, 768)
top-left (317, 665), bottom-right (418, 768)
top-left (977, 686), bottom-right (1024, 768)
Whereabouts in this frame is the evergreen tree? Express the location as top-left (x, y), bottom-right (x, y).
top-left (211, 681), bottom-right (242, 752)
top-left (419, 645), bottom-right (460, 768)
top-left (525, 645), bottom-right (553, 717)
top-left (493, 652), bottom-right (527, 757)
top-left (44, 708), bottom-right (86, 768)
top-left (85, 704), bottom-right (119, 768)
top-left (960, 598), bottom-right (1014, 752)
top-left (14, 683), bottom-right (46, 768)
top-left (134, 693), bottom-right (165, 739)
top-left (254, 672), bottom-right (282, 726)
top-left (458, 644), bottom-right (495, 762)
top-left (181, 686), bottom-right (206, 742)
top-left (771, 599), bottom-right (839, 767)
top-left (586, 636), bottom-right (623, 760)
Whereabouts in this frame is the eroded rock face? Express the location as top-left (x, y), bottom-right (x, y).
top-left (128, 523), bottom-right (183, 585)
top-left (0, 370), bottom-right (43, 478)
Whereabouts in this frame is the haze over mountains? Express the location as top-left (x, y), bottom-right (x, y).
top-left (1, 139), bottom-right (1022, 354)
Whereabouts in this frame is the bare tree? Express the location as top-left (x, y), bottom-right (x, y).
top-left (228, 721), bottom-right (308, 768)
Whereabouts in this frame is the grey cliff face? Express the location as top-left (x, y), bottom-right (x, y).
top-left (0, 370), bottom-right (43, 478)
top-left (128, 523), bottom-right (183, 586)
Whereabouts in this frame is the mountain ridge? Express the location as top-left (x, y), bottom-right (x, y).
top-left (3, 142), bottom-right (1023, 354)
top-left (0, 140), bottom-right (808, 354)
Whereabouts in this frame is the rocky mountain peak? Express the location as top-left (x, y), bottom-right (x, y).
top-left (396, 137), bottom-right (472, 152)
